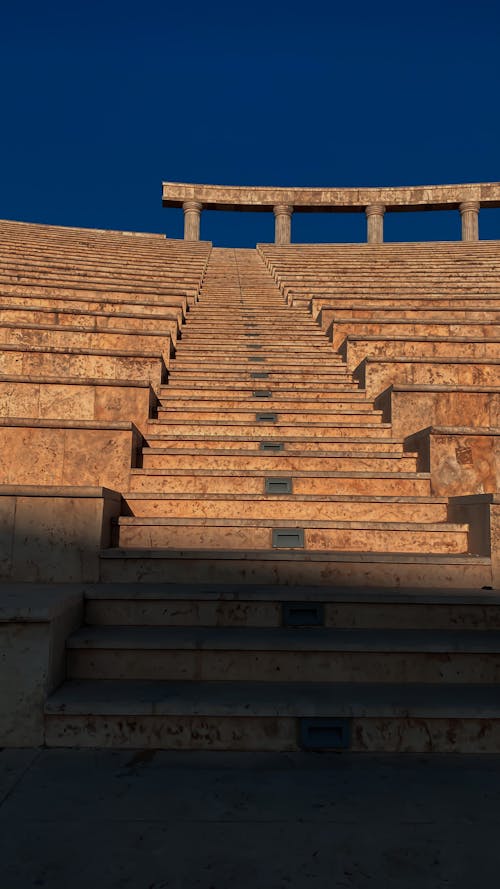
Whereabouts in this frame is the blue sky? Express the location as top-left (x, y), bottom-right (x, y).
top-left (1, 0), bottom-right (499, 246)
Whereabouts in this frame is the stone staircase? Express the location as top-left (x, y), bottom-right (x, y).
top-left (43, 246), bottom-right (500, 752)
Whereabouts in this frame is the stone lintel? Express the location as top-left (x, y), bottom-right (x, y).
top-left (162, 181), bottom-right (500, 213)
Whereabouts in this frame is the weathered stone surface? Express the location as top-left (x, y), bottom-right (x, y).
top-left (1, 214), bottom-right (500, 752)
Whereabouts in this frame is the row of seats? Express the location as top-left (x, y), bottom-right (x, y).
top-left (0, 219), bottom-right (211, 486)
top-left (258, 241), bottom-right (500, 422)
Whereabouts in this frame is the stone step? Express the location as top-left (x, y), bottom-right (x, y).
top-left (142, 434), bottom-right (404, 452)
top-left (169, 365), bottom-right (353, 378)
top-left (158, 387), bottom-right (368, 402)
top-left (115, 516), bottom-right (468, 553)
top-left (122, 493), bottom-right (448, 523)
top-left (44, 678), bottom-right (500, 752)
top-left (170, 352), bottom-right (342, 366)
top-left (65, 625), bottom-right (500, 684)
top-left (157, 399), bottom-right (375, 413)
top-left (99, 548), bottom-right (491, 587)
top-left (165, 378), bottom-right (360, 391)
top-left (140, 450), bottom-right (418, 471)
top-left (82, 582), bottom-right (500, 629)
top-left (155, 408), bottom-right (381, 423)
top-left (184, 321), bottom-right (316, 331)
top-left (183, 332), bottom-right (324, 342)
top-left (128, 469), bottom-right (431, 496)
top-left (143, 423), bottom-right (392, 439)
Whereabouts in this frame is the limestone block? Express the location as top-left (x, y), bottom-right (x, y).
top-left (0, 586), bottom-right (83, 745)
top-left (356, 357), bottom-right (500, 400)
top-left (0, 420), bottom-right (142, 488)
top-left (448, 495), bottom-right (500, 587)
top-left (0, 486), bottom-right (121, 582)
top-left (405, 427), bottom-right (500, 497)
top-left (375, 386), bottom-right (500, 440)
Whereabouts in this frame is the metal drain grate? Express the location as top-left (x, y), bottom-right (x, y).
top-left (283, 603), bottom-right (324, 626)
top-left (265, 477), bottom-right (292, 494)
top-left (299, 718), bottom-right (351, 751)
top-left (272, 528), bottom-right (305, 548)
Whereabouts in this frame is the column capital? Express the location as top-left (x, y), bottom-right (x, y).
top-left (365, 203), bottom-right (386, 217)
top-left (182, 200), bottom-right (203, 213)
top-left (459, 200), bottom-right (480, 214)
top-left (273, 203), bottom-right (294, 218)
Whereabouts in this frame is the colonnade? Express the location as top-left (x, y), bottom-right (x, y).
top-left (181, 198), bottom-right (482, 244)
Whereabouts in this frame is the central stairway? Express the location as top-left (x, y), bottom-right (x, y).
top-left (102, 247), bottom-right (487, 584)
top-left (45, 247), bottom-right (500, 752)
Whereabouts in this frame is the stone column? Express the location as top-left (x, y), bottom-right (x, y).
top-left (459, 201), bottom-right (480, 241)
top-left (365, 204), bottom-right (385, 244)
top-left (273, 204), bottom-right (293, 245)
top-left (182, 201), bottom-right (202, 241)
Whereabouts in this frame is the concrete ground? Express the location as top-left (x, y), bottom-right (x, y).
top-left (1, 749), bottom-right (500, 888)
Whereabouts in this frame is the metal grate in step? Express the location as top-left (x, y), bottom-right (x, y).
top-left (265, 477), bottom-right (293, 494)
top-left (299, 718), bottom-right (352, 751)
top-left (256, 412), bottom-right (278, 422)
top-left (272, 528), bottom-right (305, 548)
top-left (282, 603), bottom-right (324, 626)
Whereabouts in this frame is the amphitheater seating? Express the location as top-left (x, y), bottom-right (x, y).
top-left (2, 227), bottom-right (500, 754)
top-left (259, 240), bottom-right (500, 441)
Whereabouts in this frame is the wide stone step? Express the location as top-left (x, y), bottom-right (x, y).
top-left (142, 434), bottom-right (404, 452)
top-left (172, 355), bottom-right (343, 369)
top-left (82, 582), bottom-right (500, 629)
top-left (165, 378), bottom-right (360, 391)
top-left (159, 387), bottom-right (368, 402)
top-left (65, 625), bottom-right (500, 684)
top-left (129, 468), bottom-right (431, 495)
top-left (157, 398), bottom-right (374, 413)
top-left (44, 678), bottom-right (500, 751)
top-left (155, 408), bottom-right (380, 422)
top-left (141, 450), bottom-right (418, 471)
top-left (122, 493), bottom-right (447, 523)
top-left (99, 548), bottom-right (491, 587)
top-left (115, 516), bottom-right (468, 553)
top-left (170, 366), bottom-right (353, 378)
top-left (146, 422), bottom-right (391, 439)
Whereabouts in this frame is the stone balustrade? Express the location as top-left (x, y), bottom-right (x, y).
top-left (162, 180), bottom-right (500, 243)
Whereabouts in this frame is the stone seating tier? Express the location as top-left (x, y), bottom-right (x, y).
top-left (0, 344), bottom-right (168, 386)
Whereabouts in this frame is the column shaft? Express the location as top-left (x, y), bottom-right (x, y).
top-left (365, 204), bottom-right (385, 244)
top-left (183, 201), bottom-right (202, 241)
top-left (273, 204), bottom-right (293, 245)
top-left (459, 201), bottom-right (480, 241)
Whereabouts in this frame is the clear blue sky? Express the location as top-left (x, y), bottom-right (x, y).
top-left (1, 0), bottom-right (499, 246)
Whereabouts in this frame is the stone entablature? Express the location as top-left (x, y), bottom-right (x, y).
top-left (162, 180), bottom-right (500, 243)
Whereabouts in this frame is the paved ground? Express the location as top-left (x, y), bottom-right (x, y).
top-left (1, 749), bottom-right (500, 888)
